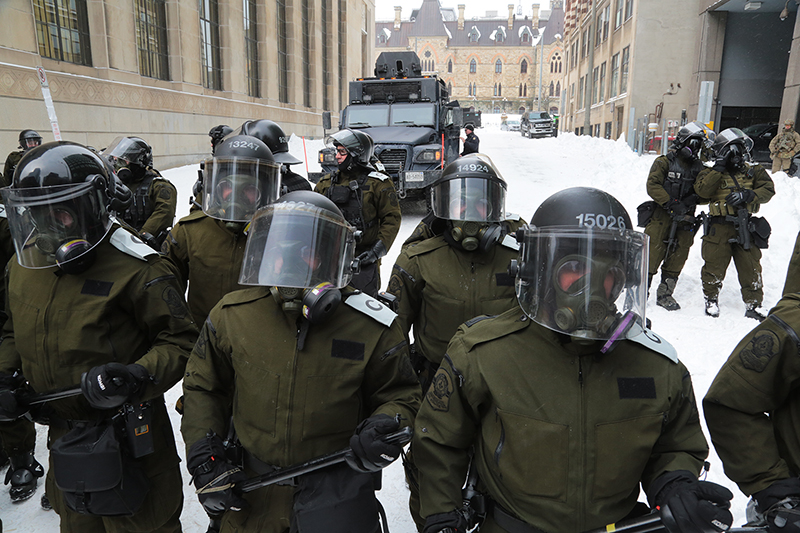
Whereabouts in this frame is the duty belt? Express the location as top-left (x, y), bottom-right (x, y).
top-left (492, 501), bottom-right (549, 533)
top-left (243, 449), bottom-right (297, 486)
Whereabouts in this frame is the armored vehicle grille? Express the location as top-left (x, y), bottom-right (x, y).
top-left (378, 149), bottom-right (407, 175)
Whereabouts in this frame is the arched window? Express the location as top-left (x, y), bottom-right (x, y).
top-left (549, 81), bottom-right (554, 97)
top-left (556, 81), bottom-right (561, 96)
top-left (470, 58), bottom-right (477, 73)
top-left (468, 83), bottom-right (472, 96)
top-left (448, 59), bottom-right (453, 73)
top-left (447, 82), bottom-right (452, 94)
top-left (498, 83), bottom-right (502, 96)
top-left (550, 54), bottom-right (562, 76)
top-left (493, 105), bottom-right (501, 113)
top-left (521, 32), bottom-right (530, 44)
top-left (521, 59), bottom-right (528, 74)
top-left (519, 84), bottom-right (523, 97)
top-left (518, 105), bottom-right (525, 114)
top-left (495, 59), bottom-right (502, 73)
top-left (523, 84), bottom-right (527, 97)
top-left (431, 60), bottom-right (435, 71)
top-left (473, 83), bottom-right (477, 96)
top-left (493, 83), bottom-right (497, 96)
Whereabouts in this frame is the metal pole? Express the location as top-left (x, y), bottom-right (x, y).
top-left (538, 31), bottom-right (544, 111)
top-left (583, 0), bottom-right (598, 135)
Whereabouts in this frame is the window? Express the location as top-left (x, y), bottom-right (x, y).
top-left (493, 83), bottom-right (497, 96)
top-left (578, 76), bottom-right (584, 108)
top-left (494, 105), bottom-right (501, 113)
top-left (302, 0), bottom-right (313, 107)
top-left (571, 41), bottom-right (578, 68)
top-left (470, 58), bottom-right (477, 73)
top-left (200, 0), bottom-right (222, 90)
top-left (581, 29), bottom-right (587, 58)
top-left (448, 59), bottom-right (452, 73)
top-left (521, 59), bottom-right (527, 74)
top-left (610, 52), bottom-right (619, 98)
top-left (244, 0), bottom-right (259, 97)
top-left (615, 0), bottom-right (623, 29)
top-left (604, 122), bottom-right (612, 139)
top-left (625, 0), bottom-right (633, 20)
top-left (599, 61), bottom-right (606, 102)
top-left (135, 0), bottom-right (169, 80)
top-left (596, 13), bottom-right (602, 46)
top-left (602, 5), bottom-right (610, 41)
top-left (521, 31), bottom-right (530, 44)
top-left (555, 81), bottom-right (560, 97)
top-left (33, 0), bottom-right (92, 66)
top-left (498, 83), bottom-right (501, 96)
top-left (495, 27), bottom-right (506, 43)
top-left (523, 84), bottom-right (527, 97)
top-left (278, 0), bottom-right (289, 102)
top-left (321, 0), bottom-right (331, 110)
top-left (473, 83), bottom-right (477, 96)
top-left (549, 81), bottom-right (554, 97)
top-left (468, 27), bottom-right (480, 42)
top-left (495, 59), bottom-right (502, 74)
top-left (620, 46), bottom-right (630, 93)
top-left (550, 53), bottom-right (562, 74)
top-left (519, 84), bottom-right (523, 97)
top-left (592, 66), bottom-right (599, 104)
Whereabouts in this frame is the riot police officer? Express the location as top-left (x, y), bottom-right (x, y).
top-left (314, 129), bottom-right (401, 297)
top-left (642, 121), bottom-right (713, 311)
top-left (3, 129), bottom-right (43, 186)
top-left (162, 134), bottom-right (282, 326)
top-left (414, 187), bottom-right (732, 533)
top-left (0, 141), bottom-right (197, 532)
top-left (181, 190), bottom-right (420, 533)
top-left (209, 125), bottom-right (233, 155)
top-left (695, 128), bottom-right (775, 320)
top-left (103, 136), bottom-right (178, 249)
top-left (240, 119), bottom-right (312, 193)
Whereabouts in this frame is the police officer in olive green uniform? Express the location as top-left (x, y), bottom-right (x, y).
top-left (0, 142), bottom-right (198, 533)
top-left (315, 129), bottom-right (401, 297)
top-left (769, 119), bottom-right (800, 174)
top-left (414, 187), bottom-right (733, 533)
top-left (104, 136), bottom-right (177, 249)
top-left (695, 128), bottom-right (775, 320)
top-left (642, 122), bottom-right (712, 311)
top-left (162, 135), bottom-right (282, 326)
top-left (782, 230), bottom-right (800, 296)
top-left (704, 293), bottom-right (800, 533)
top-left (181, 191), bottom-right (420, 533)
top-left (3, 130), bottom-right (42, 186)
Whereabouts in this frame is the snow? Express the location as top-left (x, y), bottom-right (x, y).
top-left (5, 117), bottom-right (799, 532)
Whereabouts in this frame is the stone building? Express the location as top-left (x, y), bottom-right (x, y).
top-left (375, 0), bottom-right (565, 117)
top-left (0, 0), bottom-right (375, 169)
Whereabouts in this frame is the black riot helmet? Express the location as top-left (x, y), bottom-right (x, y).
top-left (673, 121), bottom-right (714, 160)
top-left (241, 119), bottom-right (302, 165)
top-left (208, 125), bottom-right (234, 154)
top-left (1, 141), bottom-right (132, 272)
top-left (327, 129), bottom-right (375, 167)
top-left (712, 128), bottom-right (754, 168)
top-left (18, 130), bottom-right (43, 151)
top-left (202, 135), bottom-right (282, 222)
top-left (430, 153), bottom-right (507, 252)
top-left (516, 187), bottom-right (648, 341)
top-left (102, 136), bottom-right (153, 183)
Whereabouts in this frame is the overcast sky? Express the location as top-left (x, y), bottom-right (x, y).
top-left (375, 0), bottom-right (553, 22)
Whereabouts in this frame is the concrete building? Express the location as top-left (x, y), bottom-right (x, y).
top-left (0, 0), bottom-right (376, 169)
top-left (375, 0), bottom-right (565, 117)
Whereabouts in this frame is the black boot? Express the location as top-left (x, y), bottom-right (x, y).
top-left (745, 303), bottom-right (767, 322)
top-left (705, 298), bottom-right (720, 318)
top-left (656, 276), bottom-right (681, 311)
top-left (41, 491), bottom-right (52, 511)
top-left (5, 451), bottom-right (44, 503)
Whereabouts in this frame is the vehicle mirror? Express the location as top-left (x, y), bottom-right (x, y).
top-left (322, 111), bottom-right (332, 131)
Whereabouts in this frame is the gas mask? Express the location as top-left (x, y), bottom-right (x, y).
top-left (678, 138), bottom-right (702, 160)
top-left (726, 144), bottom-right (745, 169)
top-left (271, 283), bottom-right (342, 324)
top-left (29, 204), bottom-right (99, 274)
top-left (447, 220), bottom-right (502, 252)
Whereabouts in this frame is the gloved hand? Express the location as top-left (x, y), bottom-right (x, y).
top-left (187, 432), bottom-right (248, 515)
top-left (668, 199), bottom-right (690, 218)
top-left (139, 231), bottom-right (159, 250)
top-left (713, 150), bottom-right (734, 172)
top-left (345, 414), bottom-right (402, 473)
top-left (0, 373), bottom-right (28, 421)
top-left (422, 510), bottom-right (469, 533)
top-left (356, 241), bottom-right (388, 267)
top-left (725, 189), bottom-right (756, 208)
top-left (754, 478), bottom-right (800, 533)
top-left (649, 470), bottom-right (734, 533)
top-left (80, 363), bottom-right (150, 409)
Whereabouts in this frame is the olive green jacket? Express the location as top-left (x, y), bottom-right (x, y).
top-left (704, 293), bottom-right (800, 495)
top-left (0, 228), bottom-right (198, 473)
top-left (415, 308), bottom-right (708, 533)
top-left (694, 164), bottom-right (774, 217)
top-left (161, 210), bottom-right (248, 326)
top-left (125, 171), bottom-right (178, 238)
top-left (388, 235), bottom-right (520, 366)
top-left (315, 168), bottom-right (401, 254)
top-left (2, 150), bottom-right (23, 186)
top-left (181, 287), bottom-right (421, 467)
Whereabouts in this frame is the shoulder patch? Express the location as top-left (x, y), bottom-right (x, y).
top-left (110, 227), bottom-right (158, 261)
top-left (426, 368), bottom-right (453, 412)
top-left (739, 330), bottom-right (782, 372)
top-left (343, 291), bottom-right (396, 327)
top-left (625, 323), bottom-right (679, 363)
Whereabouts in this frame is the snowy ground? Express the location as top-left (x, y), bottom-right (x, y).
top-left (4, 115), bottom-right (799, 531)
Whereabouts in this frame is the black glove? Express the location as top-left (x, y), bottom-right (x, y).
top-left (0, 373), bottom-right (28, 421)
top-left (80, 363), bottom-right (150, 409)
top-left (668, 199), bottom-right (690, 218)
top-left (345, 414), bottom-right (402, 473)
top-left (713, 151), bottom-right (733, 172)
top-left (422, 510), bottom-right (469, 533)
top-left (754, 478), bottom-right (800, 533)
top-left (649, 470), bottom-right (734, 533)
top-left (187, 432), bottom-right (248, 515)
top-left (725, 189), bottom-right (756, 208)
top-left (356, 240), bottom-right (388, 267)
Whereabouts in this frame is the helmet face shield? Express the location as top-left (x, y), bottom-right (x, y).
top-left (102, 137), bottom-right (151, 168)
top-left (516, 226), bottom-right (649, 340)
top-left (239, 202), bottom-right (357, 289)
top-left (202, 156), bottom-right (281, 222)
top-left (713, 128), bottom-right (754, 156)
top-left (430, 177), bottom-right (506, 222)
top-left (1, 183), bottom-right (112, 269)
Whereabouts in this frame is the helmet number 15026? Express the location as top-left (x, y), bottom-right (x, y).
top-left (575, 213), bottom-right (626, 230)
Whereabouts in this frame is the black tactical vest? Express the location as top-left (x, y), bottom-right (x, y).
top-left (324, 170), bottom-right (371, 232)
top-left (122, 172), bottom-right (157, 231)
top-left (664, 153), bottom-right (704, 201)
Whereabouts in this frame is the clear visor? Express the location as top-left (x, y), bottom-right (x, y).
top-left (1, 183), bottom-right (112, 269)
top-left (715, 128), bottom-right (754, 154)
top-left (202, 156), bottom-right (282, 222)
top-left (430, 177), bottom-right (506, 222)
top-left (515, 226), bottom-right (649, 340)
top-left (23, 138), bottom-right (41, 149)
top-left (239, 202), bottom-right (357, 289)
top-left (102, 137), bottom-right (141, 164)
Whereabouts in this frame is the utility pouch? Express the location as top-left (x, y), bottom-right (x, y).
top-left (51, 421), bottom-right (149, 516)
top-left (749, 216), bottom-right (771, 249)
top-left (119, 402), bottom-right (155, 459)
top-left (291, 462), bottom-right (380, 533)
top-left (636, 201), bottom-right (658, 227)
top-left (328, 185), bottom-right (352, 205)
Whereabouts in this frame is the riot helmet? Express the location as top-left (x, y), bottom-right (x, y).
top-left (515, 187), bottom-right (648, 341)
top-left (241, 119), bottom-right (302, 165)
top-left (673, 121), bottom-right (714, 159)
top-left (102, 136), bottom-right (153, 183)
top-left (327, 129), bottom-right (374, 170)
top-left (18, 130), bottom-right (42, 151)
top-left (201, 135), bottom-right (281, 222)
top-left (712, 128), bottom-right (754, 168)
top-left (430, 153), bottom-right (507, 252)
top-left (1, 141), bottom-right (128, 272)
top-left (208, 125), bottom-right (234, 154)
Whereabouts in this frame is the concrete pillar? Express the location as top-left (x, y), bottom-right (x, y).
top-left (394, 6), bottom-right (402, 30)
top-left (508, 4), bottom-right (514, 30)
top-left (458, 5), bottom-right (465, 31)
top-left (780, 8), bottom-right (800, 123)
top-left (532, 4), bottom-right (540, 29)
